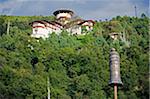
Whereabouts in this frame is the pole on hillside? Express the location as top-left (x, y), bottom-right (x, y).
top-left (7, 21), bottom-right (10, 35)
top-left (114, 84), bottom-right (117, 99)
top-left (134, 6), bottom-right (137, 17)
top-left (47, 77), bottom-right (50, 99)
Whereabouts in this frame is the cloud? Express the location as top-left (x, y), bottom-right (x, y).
top-left (0, 0), bottom-right (148, 20)
top-left (0, 0), bottom-right (23, 15)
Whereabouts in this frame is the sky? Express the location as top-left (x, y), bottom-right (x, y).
top-left (0, 0), bottom-right (149, 20)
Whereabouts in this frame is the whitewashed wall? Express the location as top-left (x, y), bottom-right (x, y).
top-left (31, 20), bottom-right (94, 39)
top-left (56, 13), bottom-right (72, 19)
top-left (67, 25), bottom-right (82, 35)
top-left (82, 21), bottom-right (94, 31)
top-left (31, 23), bottom-right (49, 39)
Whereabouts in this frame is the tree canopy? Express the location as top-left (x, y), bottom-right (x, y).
top-left (0, 15), bottom-right (149, 99)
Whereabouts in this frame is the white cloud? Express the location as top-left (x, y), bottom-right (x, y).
top-left (0, 0), bottom-right (148, 19)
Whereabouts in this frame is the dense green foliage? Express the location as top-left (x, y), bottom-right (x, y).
top-left (0, 15), bottom-right (149, 99)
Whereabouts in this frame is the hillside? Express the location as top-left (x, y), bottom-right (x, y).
top-left (0, 15), bottom-right (149, 99)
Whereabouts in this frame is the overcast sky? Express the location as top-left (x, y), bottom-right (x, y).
top-left (0, 0), bottom-right (149, 20)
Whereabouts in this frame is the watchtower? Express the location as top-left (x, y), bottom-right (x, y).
top-left (53, 9), bottom-right (74, 25)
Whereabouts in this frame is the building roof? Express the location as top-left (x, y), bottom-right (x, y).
top-left (29, 20), bottom-right (63, 28)
top-left (86, 20), bottom-right (95, 24)
top-left (63, 19), bottom-right (83, 29)
top-left (29, 20), bottom-right (48, 26)
top-left (78, 20), bottom-right (95, 25)
top-left (53, 9), bottom-right (74, 16)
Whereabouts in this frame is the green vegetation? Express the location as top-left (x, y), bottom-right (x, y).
top-left (0, 15), bottom-right (149, 99)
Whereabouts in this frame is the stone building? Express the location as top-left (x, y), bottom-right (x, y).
top-left (29, 9), bottom-right (95, 39)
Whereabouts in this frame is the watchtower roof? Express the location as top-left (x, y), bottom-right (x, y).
top-left (53, 9), bottom-right (74, 16)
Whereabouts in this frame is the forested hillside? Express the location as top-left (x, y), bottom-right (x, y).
top-left (0, 15), bottom-right (149, 99)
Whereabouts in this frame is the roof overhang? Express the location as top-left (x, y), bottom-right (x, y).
top-left (29, 20), bottom-right (62, 28)
top-left (53, 9), bottom-right (74, 16)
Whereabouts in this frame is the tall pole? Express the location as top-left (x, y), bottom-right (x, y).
top-left (134, 6), bottom-right (137, 17)
top-left (7, 21), bottom-right (10, 35)
top-left (114, 84), bottom-right (117, 99)
top-left (47, 77), bottom-right (50, 99)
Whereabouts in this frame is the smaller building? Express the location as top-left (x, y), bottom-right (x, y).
top-left (66, 25), bottom-right (82, 35)
top-left (29, 21), bottom-right (49, 38)
top-left (79, 20), bottom-right (95, 31)
top-left (30, 20), bottom-right (63, 38)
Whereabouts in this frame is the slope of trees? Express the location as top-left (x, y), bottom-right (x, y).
top-left (0, 15), bottom-right (149, 99)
